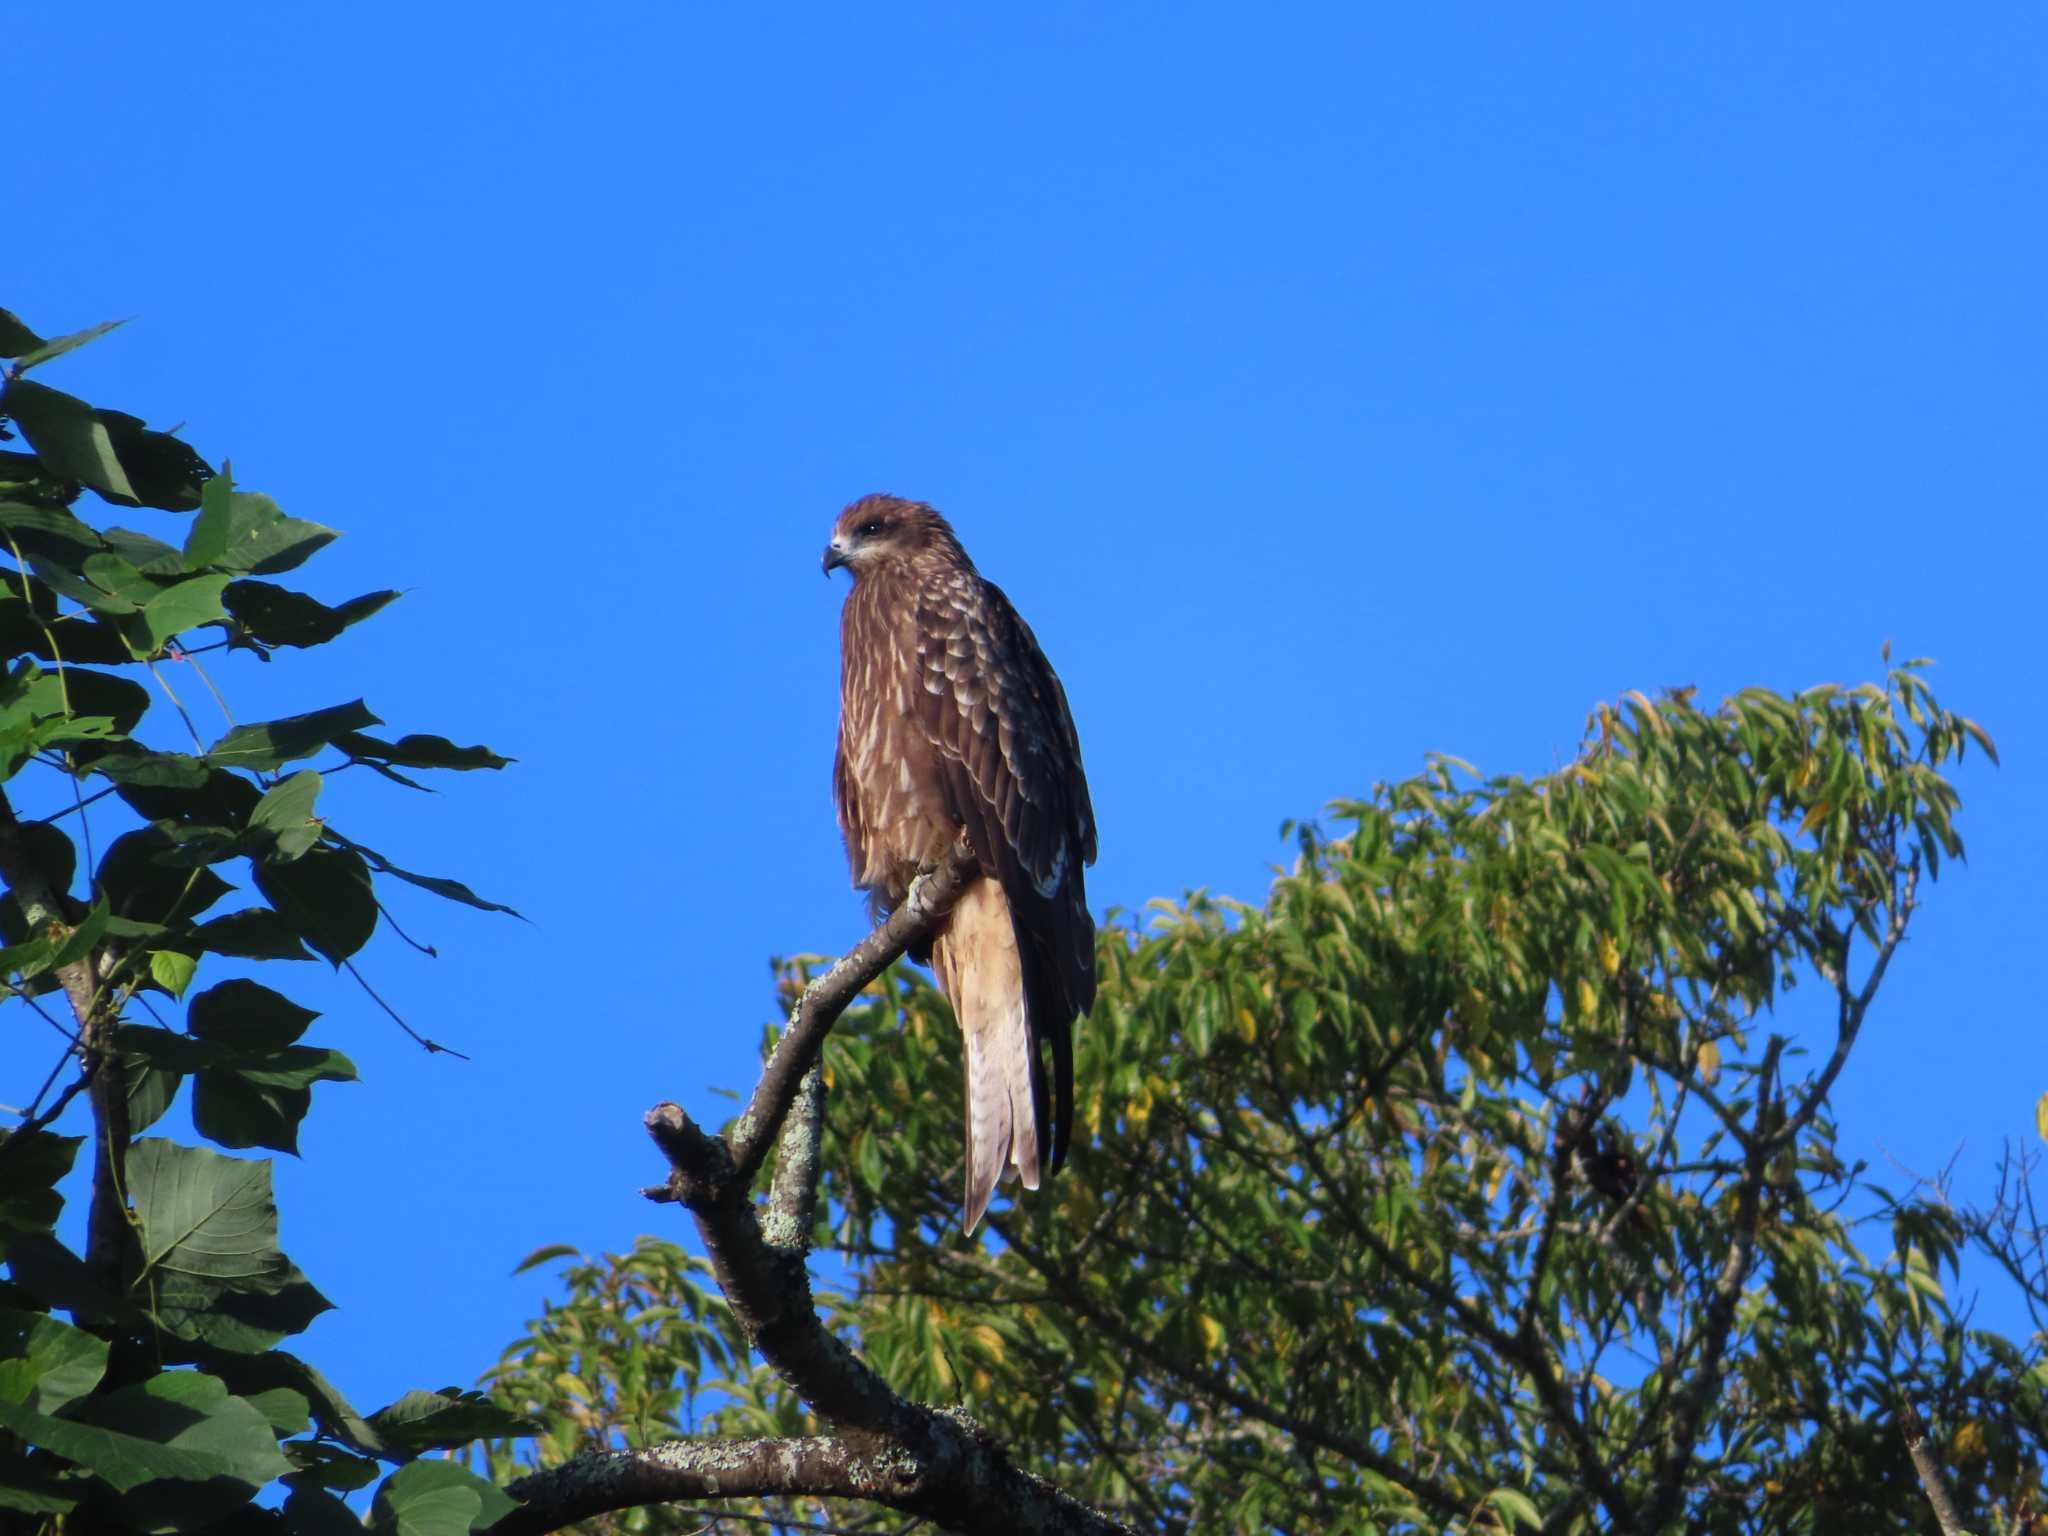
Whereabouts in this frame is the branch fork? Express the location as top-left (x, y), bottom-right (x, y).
top-left (495, 846), bottom-right (1133, 1535)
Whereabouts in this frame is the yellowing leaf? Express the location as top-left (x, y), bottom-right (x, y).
top-left (968, 1324), bottom-right (1005, 1365)
top-left (1197, 1314), bottom-right (1225, 1355)
top-left (1236, 1007), bottom-right (1258, 1043)
top-left (2036, 1091), bottom-right (2048, 1144)
top-left (1575, 978), bottom-right (1598, 1020)
top-left (1697, 1040), bottom-right (1722, 1085)
top-left (1598, 935), bottom-right (1620, 976)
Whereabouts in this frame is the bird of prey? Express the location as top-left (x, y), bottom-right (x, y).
top-left (823, 494), bottom-right (1096, 1233)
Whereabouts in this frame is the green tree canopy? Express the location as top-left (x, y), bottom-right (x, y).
top-left (485, 667), bottom-right (2029, 1534)
top-left (0, 305), bottom-right (529, 1534)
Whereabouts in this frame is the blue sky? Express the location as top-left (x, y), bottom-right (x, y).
top-left (9, 6), bottom-right (2042, 1416)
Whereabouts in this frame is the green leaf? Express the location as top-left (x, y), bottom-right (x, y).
top-left (123, 1143), bottom-right (332, 1349)
top-left (209, 700), bottom-right (381, 772)
top-left (345, 839), bottom-right (522, 918)
top-left (0, 1450), bottom-right (79, 1514)
top-left (150, 948), bottom-right (199, 1000)
top-left (225, 581), bottom-right (400, 649)
top-left (134, 574), bottom-right (232, 654)
top-left (243, 1387), bottom-right (311, 1436)
top-left (196, 488), bottom-right (338, 576)
top-left (0, 1134), bottom-right (81, 1235)
top-left (127, 1056), bottom-right (185, 1134)
top-left (511, 1243), bottom-right (580, 1276)
top-left (129, 1140), bottom-right (294, 1293)
top-left (78, 1370), bottom-right (295, 1531)
top-left (183, 472), bottom-right (237, 571)
top-left (48, 897), bottom-right (111, 971)
top-left (13, 317), bottom-right (129, 373)
top-left (285, 1485), bottom-right (375, 1533)
top-left (365, 1389), bottom-right (538, 1454)
top-left (60, 667), bottom-right (154, 735)
top-left (1, 378), bottom-right (138, 503)
top-left (1488, 1487), bottom-right (1543, 1529)
top-left (254, 848), bottom-right (377, 964)
top-left (0, 1309), bottom-right (109, 1413)
top-left (0, 1369), bottom-right (289, 1519)
top-left (202, 1351), bottom-right (384, 1458)
top-left (194, 1045), bottom-right (356, 1156)
top-left (192, 908), bottom-right (315, 962)
top-left (102, 524), bottom-right (189, 575)
top-left (249, 770), bottom-right (325, 861)
top-left (189, 979), bottom-right (320, 1051)
top-left (95, 828), bottom-right (235, 927)
top-left (0, 309), bottom-right (47, 357)
top-left (0, 1233), bottom-right (127, 1325)
top-left (336, 731), bottom-right (511, 772)
top-left (369, 1459), bottom-right (516, 1536)
top-left (80, 745), bottom-right (211, 791)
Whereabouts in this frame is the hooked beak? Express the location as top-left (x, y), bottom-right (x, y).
top-left (822, 539), bottom-right (849, 576)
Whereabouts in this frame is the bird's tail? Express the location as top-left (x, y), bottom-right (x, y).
top-left (931, 878), bottom-right (1043, 1234)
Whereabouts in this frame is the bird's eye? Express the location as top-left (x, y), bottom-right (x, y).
top-left (856, 519), bottom-right (885, 537)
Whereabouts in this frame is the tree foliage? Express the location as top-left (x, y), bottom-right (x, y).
top-left (0, 305), bottom-right (528, 1533)
top-left (484, 669), bottom-right (2029, 1533)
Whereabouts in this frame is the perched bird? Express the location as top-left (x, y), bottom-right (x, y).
top-left (824, 494), bottom-right (1096, 1233)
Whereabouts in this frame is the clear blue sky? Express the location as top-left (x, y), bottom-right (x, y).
top-left (10, 6), bottom-right (2042, 1416)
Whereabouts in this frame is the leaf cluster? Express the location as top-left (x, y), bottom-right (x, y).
top-left (492, 669), bottom-right (2023, 1534)
top-left (0, 307), bottom-right (522, 1534)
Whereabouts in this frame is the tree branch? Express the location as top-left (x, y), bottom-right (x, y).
top-left (495, 843), bottom-right (1129, 1536)
top-left (0, 787), bottom-right (131, 1284)
top-left (1899, 1403), bottom-right (1968, 1536)
top-left (729, 843), bottom-right (977, 1189)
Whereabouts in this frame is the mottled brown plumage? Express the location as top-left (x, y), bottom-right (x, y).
top-left (824, 494), bottom-right (1096, 1233)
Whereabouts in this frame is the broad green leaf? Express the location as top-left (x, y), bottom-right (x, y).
top-left (0, 1309), bottom-right (109, 1412)
top-left (1, 378), bottom-right (138, 503)
top-left (134, 574), bottom-right (233, 655)
top-left (192, 907), bottom-right (315, 962)
top-left (13, 317), bottom-right (129, 373)
top-left (365, 1389), bottom-right (538, 1453)
top-left (199, 1350), bottom-right (384, 1458)
top-left (95, 829), bottom-right (234, 927)
top-left (254, 847), bottom-right (377, 964)
top-left (336, 731), bottom-right (512, 773)
top-left (209, 700), bottom-right (381, 771)
top-left (369, 1459), bottom-right (516, 1536)
top-left (80, 1370), bottom-right (294, 1531)
top-left (243, 1387), bottom-right (311, 1436)
top-left (128, 1140), bottom-right (292, 1292)
top-left (188, 979), bottom-right (319, 1053)
top-left (126, 1142), bottom-right (332, 1353)
top-left (150, 948), bottom-right (199, 1000)
top-left (225, 580), bottom-right (400, 649)
top-left (194, 1045), bottom-right (357, 1156)
top-left (183, 472), bottom-right (237, 571)
top-left (249, 770), bottom-right (325, 861)
top-left (197, 488), bottom-right (337, 576)
top-left (285, 1485), bottom-right (375, 1533)
top-left (0, 309), bottom-right (46, 357)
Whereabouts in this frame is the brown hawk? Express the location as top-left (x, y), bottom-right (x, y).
top-left (823, 494), bottom-right (1096, 1233)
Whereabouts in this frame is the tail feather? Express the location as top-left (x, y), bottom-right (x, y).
top-left (932, 879), bottom-right (1042, 1234)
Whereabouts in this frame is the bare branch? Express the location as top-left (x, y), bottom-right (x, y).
top-left (499, 848), bottom-right (1129, 1536)
top-left (729, 843), bottom-right (976, 1188)
top-left (1899, 1403), bottom-right (1969, 1536)
top-left (491, 1436), bottom-right (929, 1536)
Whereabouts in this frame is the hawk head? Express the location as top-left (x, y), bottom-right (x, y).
top-left (821, 494), bottom-right (962, 579)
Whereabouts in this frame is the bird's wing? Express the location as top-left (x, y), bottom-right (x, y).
top-left (913, 569), bottom-right (1094, 1171)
